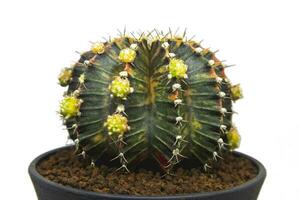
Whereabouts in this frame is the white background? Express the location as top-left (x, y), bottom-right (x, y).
top-left (0, 0), bottom-right (299, 199)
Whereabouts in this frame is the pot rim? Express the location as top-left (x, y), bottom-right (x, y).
top-left (29, 146), bottom-right (266, 199)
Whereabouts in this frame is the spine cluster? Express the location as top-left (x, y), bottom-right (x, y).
top-left (162, 42), bottom-right (188, 170)
top-left (104, 45), bottom-right (137, 171)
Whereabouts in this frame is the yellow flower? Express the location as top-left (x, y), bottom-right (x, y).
top-left (227, 127), bottom-right (241, 150)
top-left (230, 84), bottom-right (243, 101)
top-left (58, 68), bottom-right (72, 86)
top-left (91, 42), bottom-right (105, 54)
top-left (168, 58), bottom-right (188, 79)
top-left (119, 48), bottom-right (136, 63)
top-left (104, 114), bottom-right (128, 135)
top-left (60, 96), bottom-right (81, 119)
top-left (109, 77), bottom-right (132, 98)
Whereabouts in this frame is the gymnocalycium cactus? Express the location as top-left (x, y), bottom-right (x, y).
top-left (58, 30), bottom-right (242, 172)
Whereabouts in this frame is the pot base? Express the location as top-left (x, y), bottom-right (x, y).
top-left (29, 146), bottom-right (266, 200)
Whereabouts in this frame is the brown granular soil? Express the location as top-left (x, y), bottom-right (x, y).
top-left (37, 148), bottom-right (258, 196)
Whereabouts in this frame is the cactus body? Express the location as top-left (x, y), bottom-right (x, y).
top-left (59, 31), bottom-right (242, 171)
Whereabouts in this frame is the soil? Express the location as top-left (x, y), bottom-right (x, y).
top-left (37, 148), bottom-right (258, 196)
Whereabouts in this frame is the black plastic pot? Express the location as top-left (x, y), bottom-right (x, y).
top-left (29, 146), bottom-right (266, 200)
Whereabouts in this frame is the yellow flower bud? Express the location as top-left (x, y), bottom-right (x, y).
top-left (58, 68), bottom-right (72, 86)
top-left (231, 84), bottom-right (243, 101)
top-left (109, 77), bottom-right (132, 98)
top-left (200, 48), bottom-right (211, 56)
top-left (104, 114), bottom-right (128, 135)
top-left (227, 127), bottom-right (241, 150)
top-left (60, 96), bottom-right (81, 119)
top-left (168, 58), bottom-right (188, 79)
top-left (119, 48), bottom-right (136, 63)
top-left (91, 42), bottom-right (105, 54)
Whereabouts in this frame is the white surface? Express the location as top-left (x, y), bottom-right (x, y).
top-left (0, 0), bottom-right (299, 199)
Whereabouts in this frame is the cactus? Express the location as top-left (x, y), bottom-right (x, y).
top-left (58, 30), bottom-right (243, 172)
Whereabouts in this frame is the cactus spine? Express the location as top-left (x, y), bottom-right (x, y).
top-left (59, 30), bottom-right (242, 172)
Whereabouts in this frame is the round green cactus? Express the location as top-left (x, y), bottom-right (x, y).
top-left (59, 30), bottom-right (243, 172)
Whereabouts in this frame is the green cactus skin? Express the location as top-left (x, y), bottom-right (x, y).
top-left (59, 30), bottom-right (242, 172)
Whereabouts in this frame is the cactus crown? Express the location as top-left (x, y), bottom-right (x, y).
top-left (59, 30), bottom-right (242, 172)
